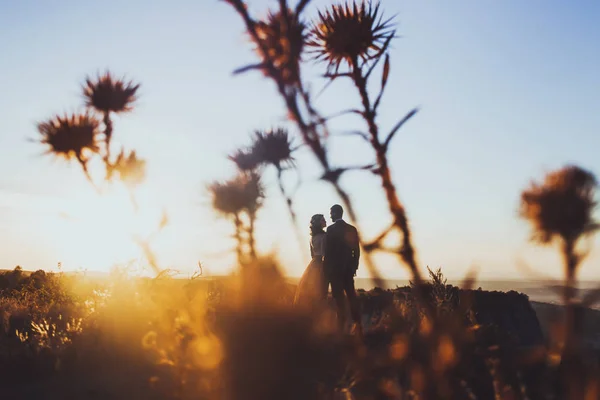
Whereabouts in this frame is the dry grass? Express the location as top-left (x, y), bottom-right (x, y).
top-left (0, 263), bottom-right (597, 399)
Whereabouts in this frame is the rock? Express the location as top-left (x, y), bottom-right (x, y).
top-left (356, 285), bottom-right (545, 348)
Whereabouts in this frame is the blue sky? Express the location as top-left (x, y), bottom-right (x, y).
top-left (0, 0), bottom-right (599, 280)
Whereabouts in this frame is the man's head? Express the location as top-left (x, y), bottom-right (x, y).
top-left (330, 204), bottom-right (343, 222)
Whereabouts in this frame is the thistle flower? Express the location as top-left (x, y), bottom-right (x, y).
top-left (83, 72), bottom-right (140, 114)
top-left (252, 128), bottom-right (295, 169)
top-left (109, 149), bottom-right (146, 187)
top-left (228, 147), bottom-right (262, 172)
top-left (37, 112), bottom-right (100, 164)
top-left (242, 171), bottom-right (264, 214)
top-left (520, 165), bottom-right (598, 245)
top-left (209, 172), bottom-right (264, 216)
top-left (307, 1), bottom-right (395, 72)
top-left (254, 8), bottom-right (306, 84)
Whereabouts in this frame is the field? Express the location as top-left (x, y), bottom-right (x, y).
top-left (1, 265), bottom-right (599, 400)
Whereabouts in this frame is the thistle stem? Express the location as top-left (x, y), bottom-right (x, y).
top-left (561, 238), bottom-right (579, 352)
top-left (276, 166), bottom-right (308, 261)
top-left (349, 58), bottom-right (431, 312)
top-left (234, 213), bottom-right (245, 266)
top-left (103, 111), bottom-right (113, 167)
top-left (128, 189), bottom-right (139, 213)
top-left (561, 237), bottom-right (585, 399)
top-left (76, 155), bottom-right (101, 195)
top-left (247, 209), bottom-right (257, 260)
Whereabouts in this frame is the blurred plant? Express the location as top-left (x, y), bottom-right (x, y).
top-left (520, 165), bottom-right (598, 305)
top-left (307, 1), bottom-right (394, 74)
top-left (83, 72), bottom-right (139, 161)
top-left (410, 266), bottom-right (455, 317)
top-left (107, 149), bottom-right (147, 208)
top-left (520, 165), bottom-right (600, 398)
top-left (34, 72), bottom-right (163, 282)
top-left (229, 147), bottom-right (262, 172)
top-left (252, 128), bottom-right (296, 169)
top-left (19, 317), bottom-right (84, 353)
top-left (37, 112), bottom-right (101, 183)
top-left (36, 71), bottom-right (146, 199)
top-left (142, 272), bottom-right (223, 400)
top-left (209, 172), bottom-right (264, 263)
top-left (228, 127), bottom-right (307, 258)
top-left (252, 8), bottom-right (306, 86)
top-left (108, 149), bottom-right (146, 185)
top-left (213, 256), bottom-right (336, 400)
top-left (308, 1), bottom-right (423, 287)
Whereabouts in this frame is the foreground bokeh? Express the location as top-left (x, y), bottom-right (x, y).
top-left (1, 263), bottom-right (599, 400)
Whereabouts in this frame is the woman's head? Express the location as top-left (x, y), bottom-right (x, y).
top-left (310, 214), bottom-right (326, 236)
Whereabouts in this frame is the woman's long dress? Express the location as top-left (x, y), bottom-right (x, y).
top-left (294, 233), bottom-right (327, 307)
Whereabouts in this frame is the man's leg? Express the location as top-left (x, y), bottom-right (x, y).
top-left (343, 275), bottom-right (362, 332)
top-left (330, 275), bottom-right (347, 330)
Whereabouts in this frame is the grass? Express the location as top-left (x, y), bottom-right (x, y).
top-left (1, 264), bottom-right (598, 399)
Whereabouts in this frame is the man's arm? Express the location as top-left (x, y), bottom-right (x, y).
top-left (323, 227), bottom-right (333, 271)
top-left (352, 226), bottom-right (360, 272)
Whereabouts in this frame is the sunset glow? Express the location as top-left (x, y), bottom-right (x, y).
top-left (52, 179), bottom-right (164, 273)
top-left (0, 0), bottom-right (598, 281)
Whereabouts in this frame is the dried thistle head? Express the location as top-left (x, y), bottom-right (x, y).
top-left (254, 8), bottom-right (306, 84)
top-left (83, 72), bottom-right (140, 113)
top-left (109, 149), bottom-right (146, 187)
top-left (209, 172), bottom-right (264, 216)
top-left (228, 147), bottom-right (262, 172)
top-left (252, 128), bottom-right (295, 169)
top-left (241, 171), bottom-right (264, 214)
top-left (520, 165), bottom-right (598, 245)
top-left (308, 1), bottom-right (394, 72)
top-left (38, 112), bottom-right (100, 163)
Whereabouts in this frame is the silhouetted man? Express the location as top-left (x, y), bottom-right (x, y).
top-left (323, 204), bottom-right (362, 334)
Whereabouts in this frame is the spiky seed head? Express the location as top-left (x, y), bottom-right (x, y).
top-left (520, 165), bottom-right (598, 245)
top-left (307, 1), bottom-right (395, 73)
top-left (209, 172), bottom-right (265, 217)
top-left (38, 112), bottom-right (100, 162)
top-left (254, 8), bottom-right (306, 84)
top-left (252, 128), bottom-right (295, 169)
top-left (83, 72), bottom-right (140, 113)
top-left (229, 148), bottom-right (262, 172)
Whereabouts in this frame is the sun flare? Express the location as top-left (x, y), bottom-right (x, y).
top-left (54, 181), bottom-right (165, 274)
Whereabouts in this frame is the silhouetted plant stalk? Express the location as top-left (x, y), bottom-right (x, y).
top-left (37, 112), bottom-right (101, 187)
top-left (224, 0), bottom-right (386, 289)
top-left (308, 1), bottom-right (424, 286)
top-left (246, 209), bottom-right (257, 260)
top-left (83, 72), bottom-right (139, 168)
top-left (209, 172), bottom-right (264, 265)
top-left (37, 71), bottom-right (145, 208)
top-left (35, 72), bottom-right (172, 277)
top-left (230, 127), bottom-right (308, 260)
top-left (234, 213), bottom-right (245, 263)
top-left (520, 164), bottom-right (599, 397)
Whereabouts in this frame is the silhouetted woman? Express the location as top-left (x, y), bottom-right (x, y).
top-left (294, 214), bottom-right (328, 307)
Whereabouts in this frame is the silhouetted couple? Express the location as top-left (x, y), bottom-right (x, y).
top-left (294, 204), bottom-right (362, 335)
